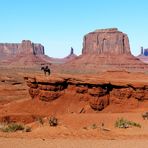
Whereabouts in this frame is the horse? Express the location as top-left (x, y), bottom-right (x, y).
top-left (41, 66), bottom-right (50, 76)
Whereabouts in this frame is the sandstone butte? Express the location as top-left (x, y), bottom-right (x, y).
top-left (1, 29), bottom-right (148, 148)
top-left (137, 47), bottom-right (148, 64)
top-left (59, 28), bottom-right (148, 73)
top-left (22, 28), bottom-right (148, 114)
top-left (0, 28), bottom-right (148, 123)
top-left (0, 40), bottom-right (77, 67)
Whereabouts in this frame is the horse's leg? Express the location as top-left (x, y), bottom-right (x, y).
top-left (48, 69), bottom-right (50, 75)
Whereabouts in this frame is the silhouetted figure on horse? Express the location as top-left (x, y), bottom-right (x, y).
top-left (41, 65), bottom-right (50, 76)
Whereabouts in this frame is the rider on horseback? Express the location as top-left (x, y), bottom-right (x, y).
top-left (41, 65), bottom-right (51, 76)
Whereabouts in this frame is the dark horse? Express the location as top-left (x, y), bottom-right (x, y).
top-left (41, 66), bottom-right (50, 76)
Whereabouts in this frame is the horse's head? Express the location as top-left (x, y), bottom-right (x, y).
top-left (41, 67), bottom-right (44, 71)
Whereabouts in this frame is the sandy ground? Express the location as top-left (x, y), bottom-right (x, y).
top-left (0, 138), bottom-right (148, 148)
top-left (0, 68), bottom-right (148, 148)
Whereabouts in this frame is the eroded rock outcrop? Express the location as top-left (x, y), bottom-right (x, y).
top-left (0, 41), bottom-right (78, 66)
top-left (82, 28), bottom-right (131, 55)
top-left (60, 28), bottom-right (148, 73)
top-left (24, 71), bottom-right (148, 112)
top-left (0, 40), bottom-right (44, 60)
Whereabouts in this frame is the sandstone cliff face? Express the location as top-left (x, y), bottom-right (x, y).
top-left (0, 40), bottom-right (44, 60)
top-left (82, 28), bottom-right (131, 55)
top-left (0, 40), bottom-right (78, 66)
top-left (60, 28), bottom-right (148, 73)
top-left (21, 40), bottom-right (44, 55)
top-left (24, 72), bottom-right (148, 112)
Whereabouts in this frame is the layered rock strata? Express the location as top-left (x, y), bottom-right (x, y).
top-left (61, 28), bottom-right (148, 73)
top-left (0, 40), bottom-right (44, 60)
top-left (82, 28), bottom-right (131, 55)
top-left (25, 72), bottom-right (148, 112)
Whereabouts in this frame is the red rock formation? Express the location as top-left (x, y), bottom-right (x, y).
top-left (49, 47), bottom-right (77, 64)
top-left (0, 40), bottom-right (77, 67)
top-left (0, 40), bottom-right (44, 60)
top-left (60, 28), bottom-right (148, 73)
top-left (137, 47), bottom-right (148, 64)
top-left (24, 71), bottom-right (148, 112)
top-left (82, 28), bottom-right (131, 55)
top-left (137, 55), bottom-right (148, 64)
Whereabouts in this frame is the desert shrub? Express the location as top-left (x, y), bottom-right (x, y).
top-left (1, 123), bottom-right (24, 132)
top-left (36, 117), bottom-right (44, 125)
top-left (142, 112), bottom-right (148, 120)
top-left (49, 116), bottom-right (58, 126)
top-left (83, 123), bottom-right (99, 130)
top-left (127, 120), bottom-right (141, 128)
top-left (115, 118), bottom-right (129, 128)
top-left (90, 124), bottom-right (98, 129)
top-left (23, 126), bottom-right (31, 132)
top-left (115, 118), bottom-right (141, 128)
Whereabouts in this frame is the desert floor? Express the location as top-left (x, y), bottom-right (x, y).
top-left (0, 67), bottom-right (148, 148)
top-left (0, 138), bottom-right (148, 148)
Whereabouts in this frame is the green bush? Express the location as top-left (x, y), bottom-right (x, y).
top-left (49, 116), bottom-right (58, 126)
top-left (1, 123), bottom-right (24, 132)
top-left (90, 124), bottom-right (97, 129)
top-left (36, 117), bottom-right (44, 125)
top-left (115, 118), bottom-right (141, 128)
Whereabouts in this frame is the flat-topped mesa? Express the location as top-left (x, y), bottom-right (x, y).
top-left (82, 28), bottom-right (131, 55)
top-left (94, 28), bottom-right (119, 33)
top-left (21, 40), bottom-right (44, 55)
top-left (0, 40), bottom-right (45, 60)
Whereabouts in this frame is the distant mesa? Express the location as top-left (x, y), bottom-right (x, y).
top-left (60, 28), bottom-right (148, 73)
top-left (1, 28), bottom-right (148, 72)
top-left (141, 46), bottom-right (148, 56)
top-left (137, 47), bottom-right (148, 63)
top-left (0, 40), bottom-right (77, 67)
top-left (0, 40), bottom-right (47, 66)
top-left (82, 28), bottom-right (131, 55)
top-left (0, 40), bottom-right (44, 60)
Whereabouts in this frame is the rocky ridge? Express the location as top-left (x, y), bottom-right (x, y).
top-left (25, 71), bottom-right (148, 112)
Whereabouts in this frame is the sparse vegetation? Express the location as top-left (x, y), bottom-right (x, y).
top-left (48, 116), bottom-right (58, 126)
top-left (23, 126), bottom-right (32, 132)
top-left (90, 123), bottom-right (97, 129)
top-left (0, 123), bottom-right (24, 132)
top-left (115, 118), bottom-right (141, 128)
top-left (0, 122), bottom-right (32, 133)
top-left (142, 112), bottom-right (148, 120)
top-left (36, 117), bottom-right (44, 125)
top-left (83, 123), bottom-right (99, 130)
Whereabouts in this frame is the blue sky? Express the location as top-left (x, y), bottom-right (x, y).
top-left (0, 0), bottom-right (148, 58)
